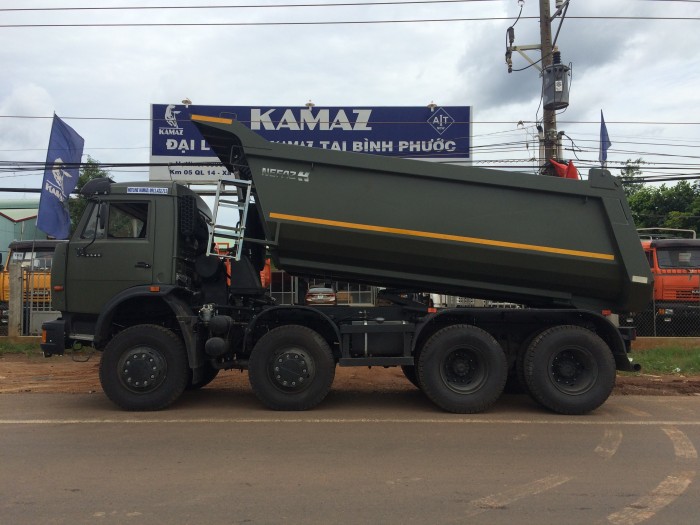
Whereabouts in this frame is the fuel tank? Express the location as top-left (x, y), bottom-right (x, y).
top-left (192, 115), bottom-right (652, 312)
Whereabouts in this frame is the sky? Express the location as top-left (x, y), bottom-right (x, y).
top-left (0, 0), bottom-right (699, 194)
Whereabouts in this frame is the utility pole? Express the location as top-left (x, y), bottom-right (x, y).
top-left (539, 0), bottom-right (557, 165)
top-left (506, 0), bottom-right (571, 174)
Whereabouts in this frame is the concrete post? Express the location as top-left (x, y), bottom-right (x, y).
top-left (8, 263), bottom-right (22, 337)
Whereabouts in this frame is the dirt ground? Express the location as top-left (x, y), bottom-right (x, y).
top-left (1, 352), bottom-right (699, 396)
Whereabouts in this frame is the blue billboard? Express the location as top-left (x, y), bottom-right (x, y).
top-left (150, 104), bottom-right (471, 181)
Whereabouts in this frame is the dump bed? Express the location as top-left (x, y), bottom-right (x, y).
top-left (193, 116), bottom-right (653, 312)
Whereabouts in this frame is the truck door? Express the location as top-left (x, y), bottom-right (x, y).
top-left (66, 199), bottom-right (154, 314)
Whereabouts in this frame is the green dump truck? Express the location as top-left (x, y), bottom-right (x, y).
top-left (41, 115), bottom-right (653, 414)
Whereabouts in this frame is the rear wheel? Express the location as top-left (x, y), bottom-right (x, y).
top-left (523, 325), bottom-right (615, 415)
top-left (505, 333), bottom-right (538, 395)
top-left (248, 325), bottom-right (335, 410)
top-left (417, 325), bottom-right (507, 413)
top-left (99, 324), bottom-right (189, 411)
top-left (187, 362), bottom-right (220, 390)
top-left (400, 365), bottom-right (421, 389)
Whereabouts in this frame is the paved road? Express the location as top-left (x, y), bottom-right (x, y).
top-left (1, 390), bottom-right (699, 524)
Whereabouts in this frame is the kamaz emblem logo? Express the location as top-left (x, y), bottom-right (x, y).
top-left (158, 104), bottom-right (184, 136)
top-left (261, 167), bottom-right (310, 183)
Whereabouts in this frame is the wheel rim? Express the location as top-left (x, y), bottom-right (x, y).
top-left (118, 346), bottom-right (168, 394)
top-left (268, 347), bottom-right (315, 393)
top-left (549, 346), bottom-right (597, 395)
top-left (440, 347), bottom-right (487, 394)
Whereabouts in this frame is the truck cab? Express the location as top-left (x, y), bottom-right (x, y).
top-left (49, 177), bottom-right (223, 346)
top-left (640, 237), bottom-right (700, 334)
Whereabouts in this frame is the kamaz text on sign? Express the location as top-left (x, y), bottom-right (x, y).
top-left (150, 104), bottom-right (471, 182)
top-left (251, 108), bottom-right (373, 132)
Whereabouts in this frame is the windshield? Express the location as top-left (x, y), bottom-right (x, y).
top-left (657, 247), bottom-right (700, 269)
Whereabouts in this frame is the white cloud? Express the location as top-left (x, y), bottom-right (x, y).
top-left (0, 83), bottom-right (54, 160)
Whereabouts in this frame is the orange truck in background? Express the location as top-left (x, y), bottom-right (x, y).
top-left (0, 240), bottom-right (62, 333)
top-left (624, 229), bottom-right (700, 335)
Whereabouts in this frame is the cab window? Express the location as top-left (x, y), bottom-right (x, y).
top-left (10, 250), bottom-right (54, 270)
top-left (80, 202), bottom-right (149, 240)
top-left (656, 247), bottom-right (700, 269)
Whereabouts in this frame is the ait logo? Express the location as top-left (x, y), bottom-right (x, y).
top-left (158, 104), bottom-right (184, 137)
top-left (427, 108), bottom-right (454, 135)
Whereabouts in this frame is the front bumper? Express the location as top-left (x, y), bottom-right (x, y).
top-left (41, 319), bottom-right (66, 357)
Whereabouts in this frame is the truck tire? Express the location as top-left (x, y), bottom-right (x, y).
top-left (248, 325), bottom-right (335, 411)
top-left (506, 334), bottom-right (539, 395)
top-left (400, 365), bottom-right (421, 389)
top-left (99, 324), bottom-right (189, 411)
top-left (187, 363), bottom-right (220, 390)
top-left (417, 325), bottom-right (507, 413)
top-left (523, 325), bottom-right (615, 415)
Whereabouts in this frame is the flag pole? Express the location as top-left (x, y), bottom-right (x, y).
top-left (599, 110), bottom-right (612, 170)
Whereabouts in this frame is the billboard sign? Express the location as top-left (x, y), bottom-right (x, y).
top-left (150, 104), bottom-right (471, 182)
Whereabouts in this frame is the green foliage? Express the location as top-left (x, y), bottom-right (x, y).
top-left (621, 156), bottom-right (700, 233)
top-left (618, 158), bottom-right (645, 198)
top-left (68, 156), bottom-right (110, 233)
top-left (0, 341), bottom-right (43, 356)
top-left (625, 346), bottom-right (700, 375)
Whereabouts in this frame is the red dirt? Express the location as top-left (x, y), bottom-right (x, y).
top-left (1, 353), bottom-right (699, 396)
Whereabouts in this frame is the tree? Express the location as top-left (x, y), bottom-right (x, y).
top-left (664, 186), bottom-right (700, 232)
top-left (618, 158), bottom-right (644, 198)
top-left (68, 156), bottom-right (110, 233)
top-left (627, 180), bottom-right (700, 232)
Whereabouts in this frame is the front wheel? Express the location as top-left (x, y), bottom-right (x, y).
top-left (99, 325), bottom-right (189, 411)
top-left (417, 325), bottom-right (507, 413)
top-left (248, 325), bottom-right (335, 411)
top-left (400, 365), bottom-right (421, 389)
top-left (523, 325), bottom-right (616, 415)
top-left (187, 362), bottom-right (220, 390)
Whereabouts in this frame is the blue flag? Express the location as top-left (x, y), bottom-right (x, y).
top-left (37, 114), bottom-right (84, 239)
top-left (599, 110), bottom-right (612, 166)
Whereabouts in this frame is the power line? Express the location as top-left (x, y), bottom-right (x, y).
top-left (3, 158), bottom-right (700, 170)
top-left (1, 16), bottom-right (699, 29)
top-left (563, 137), bottom-right (700, 150)
top-left (2, 0), bottom-right (697, 14)
top-left (1, 114), bottom-right (698, 125)
top-left (0, 0), bottom-right (502, 13)
top-left (3, 0), bottom-right (697, 13)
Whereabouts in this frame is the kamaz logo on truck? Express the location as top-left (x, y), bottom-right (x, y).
top-left (261, 167), bottom-right (310, 183)
top-left (251, 108), bottom-right (373, 132)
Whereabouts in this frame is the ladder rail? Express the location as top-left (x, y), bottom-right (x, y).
top-left (206, 177), bottom-right (253, 261)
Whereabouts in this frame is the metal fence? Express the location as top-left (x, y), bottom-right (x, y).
top-left (619, 301), bottom-right (700, 337)
top-left (6, 265), bottom-right (699, 337)
top-left (23, 267), bottom-right (60, 336)
top-left (1, 266), bottom-right (60, 336)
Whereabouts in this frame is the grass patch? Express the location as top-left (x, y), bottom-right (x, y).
top-left (629, 346), bottom-right (700, 375)
top-left (0, 340), bottom-right (42, 356)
